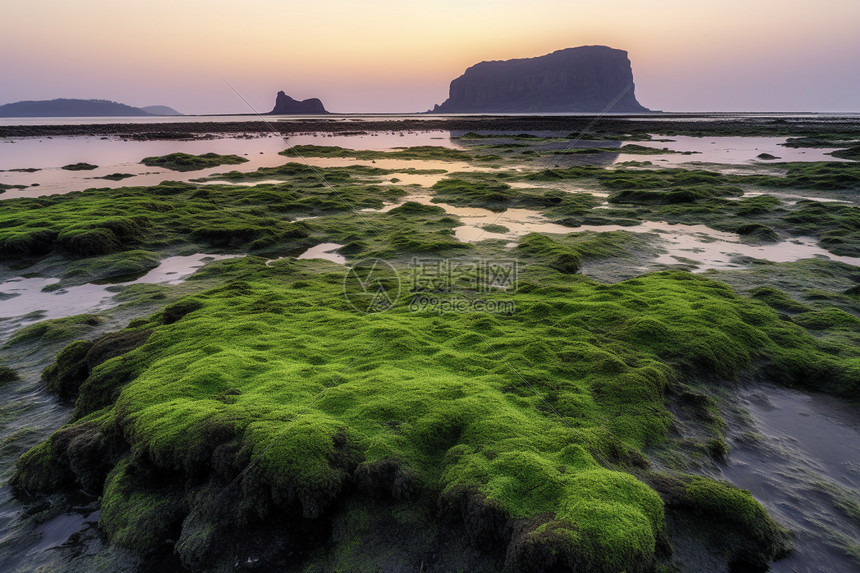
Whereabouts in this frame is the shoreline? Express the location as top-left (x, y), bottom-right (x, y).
top-left (3, 114), bottom-right (860, 139)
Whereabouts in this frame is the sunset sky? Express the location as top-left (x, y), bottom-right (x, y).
top-left (3, 0), bottom-right (859, 114)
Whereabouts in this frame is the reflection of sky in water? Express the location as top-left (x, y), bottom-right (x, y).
top-left (369, 191), bottom-right (860, 271)
top-left (0, 254), bottom-right (235, 343)
top-left (1, 131), bottom-right (849, 200)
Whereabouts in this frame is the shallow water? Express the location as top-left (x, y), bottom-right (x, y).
top-left (297, 243), bottom-right (347, 265)
top-left (0, 254), bottom-right (235, 344)
top-left (719, 385), bottom-right (860, 573)
top-left (633, 135), bottom-right (848, 165)
top-left (371, 189), bottom-right (860, 271)
top-left (3, 130), bottom-right (850, 200)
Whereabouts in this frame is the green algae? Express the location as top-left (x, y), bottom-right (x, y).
top-left (304, 202), bottom-right (470, 260)
top-left (0, 172), bottom-right (411, 260)
top-left (60, 250), bottom-right (160, 284)
top-left (0, 183), bottom-right (28, 191)
top-left (431, 178), bottom-right (597, 216)
top-left (481, 224), bottom-right (510, 234)
top-left (4, 314), bottom-right (103, 347)
top-left (828, 146), bottom-right (860, 160)
top-left (281, 145), bottom-right (471, 162)
top-left (15, 256), bottom-right (853, 569)
top-left (61, 162), bottom-right (98, 171)
top-left (140, 152), bottom-right (249, 172)
top-left (96, 172), bottom-right (136, 181)
top-left (0, 364), bottom-right (19, 384)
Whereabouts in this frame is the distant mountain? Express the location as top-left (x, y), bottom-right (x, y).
top-left (140, 105), bottom-right (183, 116)
top-left (0, 98), bottom-right (155, 117)
top-left (268, 91), bottom-right (328, 114)
top-left (431, 46), bottom-right (650, 114)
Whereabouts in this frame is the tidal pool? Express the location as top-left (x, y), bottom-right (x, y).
top-left (0, 254), bottom-right (236, 344)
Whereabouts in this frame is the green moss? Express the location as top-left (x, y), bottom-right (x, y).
top-left (517, 233), bottom-right (581, 273)
top-left (829, 145), bottom-right (860, 161)
top-left (735, 223), bottom-right (779, 242)
top-left (0, 365), bottom-right (19, 384)
top-left (5, 314), bottom-right (103, 346)
top-left (684, 476), bottom-right (790, 558)
top-left (61, 162), bottom-right (98, 171)
top-left (749, 286), bottom-right (811, 312)
top-left (734, 195), bottom-right (781, 216)
top-left (140, 152), bottom-right (249, 172)
top-left (431, 178), bottom-right (596, 216)
top-left (96, 173), bottom-right (136, 181)
top-left (482, 224), bottom-right (510, 234)
top-left (60, 250), bottom-right (160, 283)
top-left (42, 339), bottom-right (94, 397)
top-left (0, 169), bottom-right (410, 259)
top-left (14, 258), bottom-right (849, 569)
top-left (100, 458), bottom-right (187, 551)
top-left (792, 308), bottom-right (860, 330)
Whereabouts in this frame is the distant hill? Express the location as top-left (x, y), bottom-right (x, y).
top-left (431, 46), bottom-right (650, 114)
top-left (0, 98), bottom-right (152, 117)
top-left (140, 105), bottom-right (183, 116)
top-left (268, 91), bottom-right (328, 114)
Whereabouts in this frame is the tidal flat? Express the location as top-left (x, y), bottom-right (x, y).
top-left (0, 115), bottom-right (858, 573)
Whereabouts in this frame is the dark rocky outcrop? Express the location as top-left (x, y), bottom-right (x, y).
top-left (0, 98), bottom-right (152, 117)
top-left (431, 46), bottom-right (649, 114)
top-left (140, 105), bottom-right (182, 116)
top-left (269, 91), bottom-right (328, 114)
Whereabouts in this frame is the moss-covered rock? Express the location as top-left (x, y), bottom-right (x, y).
top-left (14, 260), bottom-right (849, 569)
top-left (140, 152), bottom-right (248, 172)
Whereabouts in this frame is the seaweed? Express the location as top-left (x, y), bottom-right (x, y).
top-left (14, 260), bottom-right (852, 570)
top-left (140, 152), bottom-right (249, 172)
top-left (61, 162), bottom-right (98, 171)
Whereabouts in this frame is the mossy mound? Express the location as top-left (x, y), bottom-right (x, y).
top-left (140, 152), bottom-right (249, 172)
top-left (647, 472), bottom-right (791, 569)
top-left (61, 162), bottom-right (98, 171)
top-left (5, 314), bottom-right (103, 347)
top-left (15, 258), bottom-right (852, 570)
top-left (431, 178), bottom-right (597, 216)
top-left (517, 233), bottom-right (581, 273)
top-left (829, 145), bottom-right (860, 161)
top-left (749, 286), bottom-right (811, 313)
top-left (0, 364), bottom-right (19, 383)
top-left (0, 172), bottom-right (409, 260)
top-left (60, 250), bottom-right (160, 283)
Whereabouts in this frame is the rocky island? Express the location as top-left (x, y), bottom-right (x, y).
top-left (269, 91), bottom-right (329, 114)
top-left (431, 45), bottom-right (650, 114)
top-left (0, 98), bottom-right (177, 118)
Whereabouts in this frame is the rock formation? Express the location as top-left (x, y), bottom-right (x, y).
top-left (140, 105), bottom-right (183, 116)
top-left (431, 46), bottom-right (649, 114)
top-left (0, 98), bottom-right (152, 117)
top-left (269, 91), bottom-right (328, 114)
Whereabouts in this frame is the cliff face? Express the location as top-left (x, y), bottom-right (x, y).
top-left (432, 46), bottom-right (649, 114)
top-left (269, 91), bottom-right (328, 114)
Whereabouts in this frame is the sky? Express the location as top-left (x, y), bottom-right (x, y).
top-left (2, 0), bottom-right (859, 114)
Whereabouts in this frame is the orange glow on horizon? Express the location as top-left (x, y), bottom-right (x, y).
top-left (3, 0), bottom-right (859, 113)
